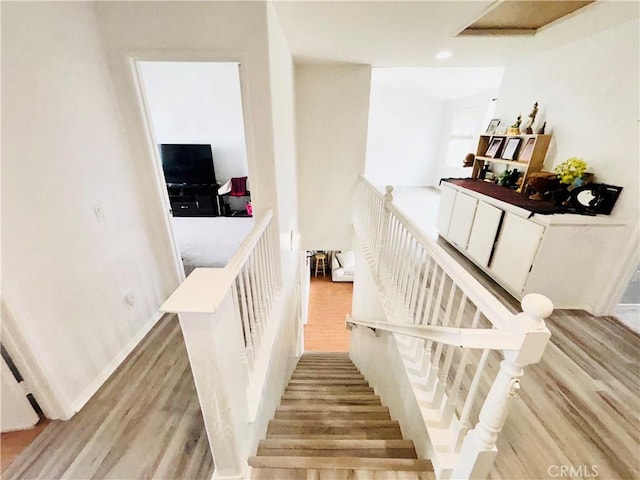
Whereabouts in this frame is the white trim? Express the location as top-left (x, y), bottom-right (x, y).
top-left (70, 311), bottom-right (165, 414)
top-left (128, 58), bottom-right (186, 283)
top-left (1, 299), bottom-right (71, 420)
top-left (600, 220), bottom-right (640, 315)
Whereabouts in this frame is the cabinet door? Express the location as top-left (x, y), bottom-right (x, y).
top-left (467, 202), bottom-right (503, 267)
top-left (490, 213), bottom-right (544, 294)
top-left (436, 184), bottom-right (457, 236)
top-left (447, 192), bottom-right (478, 250)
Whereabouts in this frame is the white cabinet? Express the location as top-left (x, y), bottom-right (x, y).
top-left (436, 183), bottom-right (457, 236)
top-left (447, 192), bottom-right (478, 249)
top-left (466, 202), bottom-right (503, 267)
top-left (436, 182), bottom-right (627, 313)
top-left (490, 213), bottom-right (544, 293)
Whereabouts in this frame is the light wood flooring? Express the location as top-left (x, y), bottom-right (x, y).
top-left (304, 275), bottom-right (352, 352)
top-left (3, 231), bottom-right (639, 477)
top-left (1, 314), bottom-right (214, 480)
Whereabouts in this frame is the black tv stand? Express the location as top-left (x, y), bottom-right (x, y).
top-left (167, 184), bottom-right (219, 217)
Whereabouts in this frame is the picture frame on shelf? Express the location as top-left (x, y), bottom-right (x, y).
top-left (485, 137), bottom-right (504, 158)
top-left (485, 119), bottom-right (501, 135)
top-left (518, 138), bottom-right (536, 163)
top-left (502, 137), bottom-right (522, 161)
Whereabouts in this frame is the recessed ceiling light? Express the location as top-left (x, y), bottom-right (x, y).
top-left (435, 50), bottom-right (453, 60)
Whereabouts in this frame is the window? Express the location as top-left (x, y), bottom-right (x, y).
top-left (445, 106), bottom-right (478, 167)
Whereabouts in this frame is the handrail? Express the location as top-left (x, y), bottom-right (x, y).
top-left (347, 315), bottom-right (525, 351)
top-left (161, 209), bottom-right (273, 314)
top-left (225, 209), bottom-right (273, 274)
top-left (358, 175), bottom-right (515, 330)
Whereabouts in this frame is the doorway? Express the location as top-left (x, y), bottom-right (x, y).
top-left (303, 250), bottom-right (354, 352)
top-left (136, 61), bottom-right (254, 276)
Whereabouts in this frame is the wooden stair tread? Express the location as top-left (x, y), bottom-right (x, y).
top-left (259, 439), bottom-right (415, 449)
top-left (288, 379), bottom-right (370, 385)
top-left (269, 419), bottom-right (398, 428)
top-left (282, 392), bottom-right (379, 400)
top-left (248, 456), bottom-right (434, 471)
top-left (275, 412), bottom-right (391, 421)
top-left (251, 356), bottom-right (431, 479)
top-left (277, 405), bottom-right (389, 412)
top-left (267, 429), bottom-right (403, 439)
top-left (251, 469), bottom-right (435, 479)
top-left (285, 385), bottom-right (374, 392)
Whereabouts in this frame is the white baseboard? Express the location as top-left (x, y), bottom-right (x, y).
top-left (70, 311), bottom-right (165, 415)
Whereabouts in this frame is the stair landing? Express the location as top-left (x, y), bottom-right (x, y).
top-left (249, 353), bottom-right (434, 479)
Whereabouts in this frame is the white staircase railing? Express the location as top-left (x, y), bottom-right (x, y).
top-left (161, 209), bottom-right (282, 479)
top-left (350, 176), bottom-right (553, 480)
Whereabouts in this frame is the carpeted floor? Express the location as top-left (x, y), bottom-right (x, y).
top-left (170, 216), bottom-right (254, 275)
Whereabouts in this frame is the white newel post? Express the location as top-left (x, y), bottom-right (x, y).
top-left (452, 294), bottom-right (552, 480)
top-left (163, 271), bottom-right (251, 480)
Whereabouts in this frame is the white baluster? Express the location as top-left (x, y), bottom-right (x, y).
top-left (452, 294), bottom-right (552, 480)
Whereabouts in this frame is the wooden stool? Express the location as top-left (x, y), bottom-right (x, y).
top-left (314, 253), bottom-right (326, 277)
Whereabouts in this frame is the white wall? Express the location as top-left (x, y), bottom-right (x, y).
top-left (494, 19), bottom-right (639, 221)
top-left (296, 64), bottom-right (372, 250)
top-left (138, 62), bottom-right (249, 184)
top-left (431, 91), bottom-right (499, 184)
top-left (1, 2), bottom-right (178, 417)
top-left (267, 4), bottom-right (300, 286)
top-left (495, 19), bottom-right (639, 311)
top-left (365, 75), bottom-right (445, 186)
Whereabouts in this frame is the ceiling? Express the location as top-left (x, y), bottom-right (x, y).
top-left (459, 1), bottom-right (595, 35)
top-left (272, 1), bottom-right (639, 67)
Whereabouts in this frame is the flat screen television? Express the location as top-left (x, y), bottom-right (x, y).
top-left (160, 144), bottom-right (217, 186)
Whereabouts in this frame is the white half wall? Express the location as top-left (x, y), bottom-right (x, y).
top-left (1, 2), bottom-right (178, 417)
top-left (296, 64), bottom-right (372, 250)
top-left (138, 61), bottom-right (249, 184)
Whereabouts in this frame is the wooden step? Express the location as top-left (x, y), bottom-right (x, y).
top-left (257, 438), bottom-right (417, 458)
top-left (285, 385), bottom-right (374, 393)
top-left (251, 468), bottom-right (436, 479)
top-left (269, 419), bottom-right (398, 429)
top-left (295, 364), bottom-right (360, 373)
top-left (282, 392), bottom-right (379, 402)
top-left (291, 372), bottom-right (364, 379)
top-left (274, 410), bottom-right (391, 421)
top-left (248, 456), bottom-right (434, 471)
top-left (276, 405), bottom-right (389, 413)
top-left (288, 379), bottom-right (369, 385)
top-left (267, 426), bottom-right (402, 439)
top-left (280, 398), bottom-right (381, 406)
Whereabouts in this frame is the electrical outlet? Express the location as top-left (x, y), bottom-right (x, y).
top-left (93, 205), bottom-right (105, 222)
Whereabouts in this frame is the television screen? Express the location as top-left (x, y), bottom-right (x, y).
top-left (160, 144), bottom-right (216, 186)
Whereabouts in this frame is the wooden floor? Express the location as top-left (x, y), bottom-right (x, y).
top-left (304, 275), bottom-right (352, 352)
top-left (3, 261), bottom-right (639, 479)
top-left (1, 314), bottom-right (214, 480)
top-left (1, 420), bottom-right (50, 473)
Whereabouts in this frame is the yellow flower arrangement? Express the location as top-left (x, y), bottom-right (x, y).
top-left (554, 157), bottom-right (588, 185)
